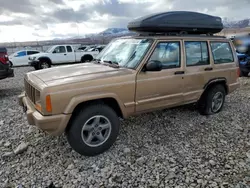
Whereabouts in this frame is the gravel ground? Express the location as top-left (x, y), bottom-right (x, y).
top-left (0, 66), bottom-right (250, 188)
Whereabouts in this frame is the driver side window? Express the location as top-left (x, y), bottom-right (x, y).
top-left (149, 42), bottom-right (180, 69)
top-left (54, 46), bottom-right (66, 53)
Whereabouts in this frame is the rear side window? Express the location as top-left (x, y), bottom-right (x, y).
top-left (27, 51), bottom-right (40, 55)
top-left (185, 41), bottom-right (209, 66)
top-left (66, 46), bottom-right (73, 52)
top-left (210, 42), bottom-right (234, 64)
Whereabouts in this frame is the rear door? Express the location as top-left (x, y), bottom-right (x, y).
top-left (13, 51), bottom-right (27, 66)
top-left (182, 40), bottom-right (213, 103)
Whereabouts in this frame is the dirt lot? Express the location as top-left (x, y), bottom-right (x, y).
top-left (0, 66), bottom-right (250, 188)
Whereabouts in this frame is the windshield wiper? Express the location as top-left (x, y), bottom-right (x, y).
top-left (103, 60), bottom-right (120, 68)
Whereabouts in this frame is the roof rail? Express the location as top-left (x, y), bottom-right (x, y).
top-left (136, 31), bottom-right (226, 38)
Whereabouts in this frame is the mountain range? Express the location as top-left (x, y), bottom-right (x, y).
top-left (223, 18), bottom-right (250, 28)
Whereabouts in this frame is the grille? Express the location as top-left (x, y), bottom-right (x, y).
top-left (24, 78), bottom-right (38, 104)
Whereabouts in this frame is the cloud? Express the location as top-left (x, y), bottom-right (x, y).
top-left (0, 0), bottom-right (250, 42)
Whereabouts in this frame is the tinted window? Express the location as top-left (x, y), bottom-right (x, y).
top-left (27, 51), bottom-right (40, 55)
top-left (66, 46), bottom-right (72, 52)
top-left (210, 42), bottom-right (234, 64)
top-left (185, 41), bottom-right (209, 66)
top-left (149, 42), bottom-right (180, 69)
top-left (54, 46), bottom-right (66, 53)
top-left (16, 51), bottom-right (27, 57)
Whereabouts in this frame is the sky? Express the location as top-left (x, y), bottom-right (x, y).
top-left (0, 0), bottom-right (250, 42)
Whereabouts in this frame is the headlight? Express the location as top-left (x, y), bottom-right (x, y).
top-left (29, 56), bottom-right (36, 61)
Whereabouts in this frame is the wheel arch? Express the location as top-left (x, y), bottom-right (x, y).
top-left (38, 56), bottom-right (52, 64)
top-left (201, 77), bottom-right (228, 98)
top-left (81, 54), bottom-right (93, 62)
top-left (64, 93), bottom-right (126, 119)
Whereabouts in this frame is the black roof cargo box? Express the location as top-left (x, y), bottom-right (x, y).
top-left (127, 11), bottom-right (224, 35)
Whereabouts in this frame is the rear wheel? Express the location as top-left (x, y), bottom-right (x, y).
top-left (66, 104), bottom-right (120, 156)
top-left (197, 84), bottom-right (226, 115)
top-left (81, 55), bottom-right (93, 63)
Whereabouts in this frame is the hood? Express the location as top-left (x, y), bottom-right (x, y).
top-left (30, 63), bottom-right (135, 86)
top-left (29, 52), bottom-right (48, 58)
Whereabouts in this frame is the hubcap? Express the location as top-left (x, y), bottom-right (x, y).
top-left (211, 92), bottom-right (223, 112)
top-left (41, 62), bottom-right (49, 69)
top-left (81, 115), bottom-right (112, 147)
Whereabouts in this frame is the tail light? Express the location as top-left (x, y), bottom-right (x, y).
top-left (0, 54), bottom-right (9, 64)
top-left (4, 54), bottom-right (9, 61)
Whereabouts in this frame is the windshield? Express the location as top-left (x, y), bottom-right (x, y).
top-left (95, 38), bottom-right (153, 69)
top-left (45, 46), bottom-right (54, 53)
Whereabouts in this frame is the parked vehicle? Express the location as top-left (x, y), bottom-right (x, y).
top-left (232, 34), bottom-right (250, 77)
top-left (28, 44), bottom-right (101, 70)
top-left (8, 50), bottom-right (41, 67)
top-left (0, 47), bottom-right (14, 80)
top-left (19, 11), bottom-right (240, 156)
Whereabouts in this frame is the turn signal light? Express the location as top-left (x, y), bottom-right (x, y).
top-left (46, 95), bottom-right (52, 112)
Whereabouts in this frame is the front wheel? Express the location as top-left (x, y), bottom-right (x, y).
top-left (66, 104), bottom-right (120, 156)
top-left (197, 84), bottom-right (226, 115)
top-left (39, 61), bottom-right (51, 69)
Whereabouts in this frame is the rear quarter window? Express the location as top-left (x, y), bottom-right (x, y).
top-left (210, 42), bottom-right (234, 64)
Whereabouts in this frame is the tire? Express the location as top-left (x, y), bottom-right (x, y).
top-left (197, 84), bottom-right (226, 115)
top-left (239, 69), bottom-right (249, 77)
top-left (34, 64), bottom-right (39, 70)
top-left (66, 104), bottom-right (120, 156)
top-left (38, 60), bottom-right (51, 69)
top-left (81, 55), bottom-right (93, 63)
top-left (9, 61), bottom-right (13, 68)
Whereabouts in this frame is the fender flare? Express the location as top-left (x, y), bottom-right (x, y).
top-left (203, 77), bottom-right (228, 94)
top-left (38, 56), bottom-right (52, 64)
top-left (63, 92), bottom-right (127, 117)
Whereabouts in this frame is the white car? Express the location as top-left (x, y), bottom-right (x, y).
top-left (8, 50), bottom-right (41, 67)
top-left (28, 44), bottom-right (101, 70)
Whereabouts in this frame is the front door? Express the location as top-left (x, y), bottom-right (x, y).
top-left (136, 40), bottom-right (184, 113)
top-left (51, 46), bottom-right (67, 64)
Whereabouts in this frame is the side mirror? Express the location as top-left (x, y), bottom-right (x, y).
top-left (52, 50), bottom-right (56, 53)
top-left (144, 60), bottom-right (162, 72)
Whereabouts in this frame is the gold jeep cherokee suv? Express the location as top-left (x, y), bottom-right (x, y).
top-left (18, 12), bottom-right (240, 156)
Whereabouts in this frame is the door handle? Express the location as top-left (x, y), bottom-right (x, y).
top-left (204, 67), bottom-right (213, 71)
top-left (174, 71), bottom-right (185, 75)
top-left (64, 54), bottom-right (67, 55)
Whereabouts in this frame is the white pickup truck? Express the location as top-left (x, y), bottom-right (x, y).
top-left (28, 44), bottom-right (102, 70)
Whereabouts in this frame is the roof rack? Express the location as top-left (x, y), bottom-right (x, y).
top-left (136, 31), bottom-right (226, 38)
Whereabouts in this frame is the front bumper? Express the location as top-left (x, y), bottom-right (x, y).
top-left (18, 92), bottom-right (71, 136)
top-left (28, 60), bottom-right (39, 66)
